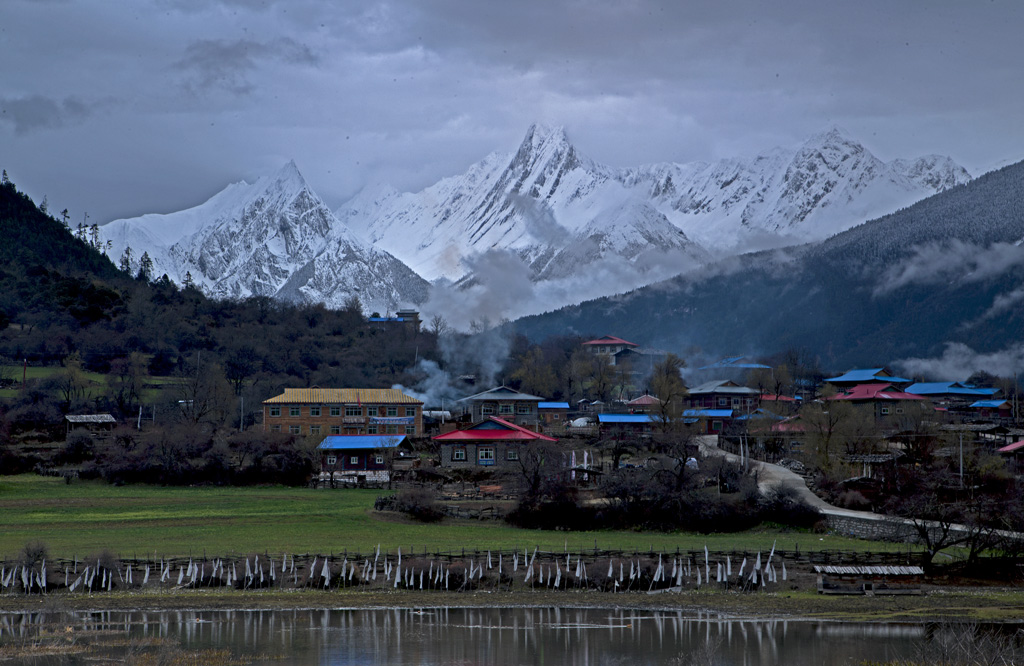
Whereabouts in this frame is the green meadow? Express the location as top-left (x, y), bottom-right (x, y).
top-left (0, 475), bottom-right (913, 560)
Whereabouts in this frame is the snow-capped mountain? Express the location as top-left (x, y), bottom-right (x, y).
top-left (341, 125), bottom-right (971, 282)
top-left (100, 162), bottom-right (429, 313)
top-left (339, 125), bottom-right (710, 285)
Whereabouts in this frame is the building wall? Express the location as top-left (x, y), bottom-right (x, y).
top-left (263, 403), bottom-right (422, 437)
top-left (470, 401), bottom-right (539, 427)
top-left (439, 441), bottom-right (524, 469)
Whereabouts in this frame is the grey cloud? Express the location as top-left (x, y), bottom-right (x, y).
top-left (175, 37), bottom-right (319, 95)
top-left (0, 95), bottom-right (92, 134)
top-left (874, 241), bottom-right (1024, 295)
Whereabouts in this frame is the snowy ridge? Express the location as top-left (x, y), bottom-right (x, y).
top-left (100, 161), bottom-right (428, 313)
top-left (342, 125), bottom-right (971, 282)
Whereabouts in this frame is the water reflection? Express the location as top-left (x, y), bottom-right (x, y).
top-left (0, 606), bottom-right (929, 665)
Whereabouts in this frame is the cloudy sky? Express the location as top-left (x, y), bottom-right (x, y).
top-left (3, 0), bottom-right (1023, 224)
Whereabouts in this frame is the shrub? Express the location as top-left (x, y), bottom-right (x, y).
top-left (395, 487), bottom-right (445, 522)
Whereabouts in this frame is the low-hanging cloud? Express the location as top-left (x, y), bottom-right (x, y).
top-left (874, 240), bottom-right (1024, 296)
top-left (896, 341), bottom-right (1024, 381)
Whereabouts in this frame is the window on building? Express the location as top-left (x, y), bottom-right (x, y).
top-left (367, 425), bottom-right (378, 434)
top-left (717, 398), bottom-right (728, 407)
top-left (385, 425), bottom-right (398, 434)
top-left (711, 420), bottom-right (723, 432)
top-left (329, 425), bottom-right (341, 435)
top-left (345, 406), bottom-right (361, 417)
top-left (288, 425), bottom-right (300, 434)
top-left (386, 406), bottom-right (398, 417)
top-left (553, 414), bottom-right (560, 420)
top-left (375, 455), bottom-right (384, 465)
top-left (405, 425), bottom-right (416, 435)
top-left (310, 425), bottom-right (321, 435)
top-left (269, 406), bottom-right (281, 417)
top-left (478, 447), bottom-right (495, 465)
top-left (405, 407), bottom-right (416, 417)
top-left (516, 404), bottom-right (531, 414)
top-left (330, 406), bottom-right (341, 417)
top-left (350, 456), bottom-right (359, 465)
top-left (326, 456), bottom-right (337, 465)
top-left (880, 406), bottom-right (891, 415)
top-left (310, 406), bottom-right (321, 417)
top-left (452, 448), bottom-right (466, 461)
top-left (499, 404), bottom-right (514, 414)
top-left (289, 406), bottom-right (300, 417)
top-left (506, 448), bottom-right (519, 461)
top-left (270, 425), bottom-right (281, 433)
top-left (895, 407), bottom-right (904, 414)
top-left (482, 404), bottom-right (495, 414)
top-left (731, 398), bottom-right (740, 408)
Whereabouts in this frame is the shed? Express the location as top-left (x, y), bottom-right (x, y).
top-left (813, 565), bottom-right (924, 595)
top-left (65, 414), bottom-right (116, 438)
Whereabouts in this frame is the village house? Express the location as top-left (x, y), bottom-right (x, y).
top-left (685, 380), bottom-right (760, 413)
top-left (968, 399), bottom-right (1014, 420)
top-left (435, 416), bottom-right (557, 469)
top-left (625, 393), bottom-right (661, 413)
top-left (582, 335), bottom-right (637, 364)
top-left (262, 388), bottom-right (423, 437)
top-left (598, 413), bottom-right (656, 437)
top-left (682, 408), bottom-right (734, 434)
top-left (537, 401), bottom-right (569, 426)
top-left (368, 308), bottom-right (421, 332)
top-left (826, 383), bottom-right (928, 421)
top-left (317, 434), bottom-right (408, 485)
top-left (459, 385), bottom-right (545, 428)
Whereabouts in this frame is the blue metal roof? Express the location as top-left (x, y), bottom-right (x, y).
top-left (538, 402), bottom-right (570, 409)
top-left (826, 368), bottom-right (910, 384)
top-left (317, 435), bottom-right (407, 450)
top-left (683, 409), bottom-right (733, 418)
top-left (905, 382), bottom-right (998, 396)
top-left (598, 414), bottom-right (655, 424)
top-left (970, 400), bottom-right (1008, 409)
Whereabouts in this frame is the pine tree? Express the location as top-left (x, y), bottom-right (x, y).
top-left (183, 271), bottom-right (194, 289)
top-left (137, 251), bottom-right (153, 282)
top-left (60, 208), bottom-right (70, 230)
top-left (119, 246), bottom-right (134, 274)
top-left (1, 170), bottom-right (9, 186)
top-left (40, 195), bottom-right (48, 215)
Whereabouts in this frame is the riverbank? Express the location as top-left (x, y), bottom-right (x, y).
top-left (3, 586), bottom-right (1023, 623)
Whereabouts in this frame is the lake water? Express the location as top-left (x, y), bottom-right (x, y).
top-left (0, 606), bottom-right (942, 665)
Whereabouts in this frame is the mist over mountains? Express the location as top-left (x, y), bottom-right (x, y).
top-left (513, 159), bottom-right (1024, 371)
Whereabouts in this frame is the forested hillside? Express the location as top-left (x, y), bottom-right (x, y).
top-left (513, 160), bottom-right (1024, 368)
top-left (0, 175), bottom-right (441, 483)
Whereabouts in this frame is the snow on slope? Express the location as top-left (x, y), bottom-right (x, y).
top-left (100, 161), bottom-right (428, 313)
top-left (342, 125), bottom-right (971, 283)
top-left (341, 124), bottom-right (709, 287)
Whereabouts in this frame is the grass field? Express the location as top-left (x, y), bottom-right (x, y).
top-left (0, 474), bottom-right (915, 560)
top-left (0, 364), bottom-right (180, 401)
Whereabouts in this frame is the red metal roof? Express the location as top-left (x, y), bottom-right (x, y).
top-left (827, 383), bottom-right (925, 402)
top-left (432, 416), bottom-right (557, 442)
top-left (759, 393), bottom-right (797, 402)
top-left (582, 336), bottom-right (637, 347)
top-left (998, 440), bottom-right (1024, 453)
top-left (627, 394), bottom-right (660, 405)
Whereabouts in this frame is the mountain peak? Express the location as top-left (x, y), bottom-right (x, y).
top-left (802, 125), bottom-right (862, 151)
top-left (265, 159), bottom-right (308, 192)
